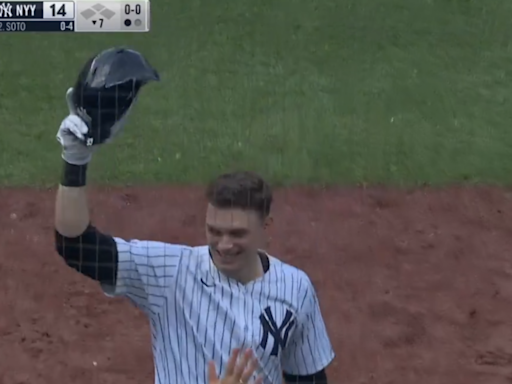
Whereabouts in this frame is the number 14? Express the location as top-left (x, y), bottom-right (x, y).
top-left (50, 3), bottom-right (67, 17)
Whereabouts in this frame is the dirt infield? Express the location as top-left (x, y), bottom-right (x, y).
top-left (1, 186), bottom-right (512, 384)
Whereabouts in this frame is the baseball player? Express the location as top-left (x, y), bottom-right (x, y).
top-left (54, 47), bottom-right (335, 384)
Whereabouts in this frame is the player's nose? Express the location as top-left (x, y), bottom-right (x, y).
top-left (217, 237), bottom-right (234, 252)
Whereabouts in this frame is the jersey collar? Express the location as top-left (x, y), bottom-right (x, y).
top-left (205, 248), bottom-right (272, 286)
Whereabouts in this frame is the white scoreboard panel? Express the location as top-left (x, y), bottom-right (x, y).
top-left (75, 0), bottom-right (149, 32)
top-left (0, 0), bottom-right (150, 32)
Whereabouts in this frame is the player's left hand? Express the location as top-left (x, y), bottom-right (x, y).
top-left (208, 348), bottom-right (263, 384)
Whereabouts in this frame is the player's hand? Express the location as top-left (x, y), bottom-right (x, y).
top-left (56, 88), bottom-right (95, 165)
top-left (208, 348), bottom-right (263, 384)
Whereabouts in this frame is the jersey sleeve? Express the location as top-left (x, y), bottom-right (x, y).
top-left (281, 278), bottom-right (335, 375)
top-left (101, 238), bottom-right (190, 315)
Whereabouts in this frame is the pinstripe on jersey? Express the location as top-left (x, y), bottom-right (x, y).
top-left (102, 239), bottom-right (335, 384)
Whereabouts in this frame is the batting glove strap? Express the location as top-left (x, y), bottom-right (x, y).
top-left (61, 161), bottom-right (88, 187)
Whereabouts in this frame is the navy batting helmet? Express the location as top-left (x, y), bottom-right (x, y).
top-left (71, 47), bottom-right (160, 146)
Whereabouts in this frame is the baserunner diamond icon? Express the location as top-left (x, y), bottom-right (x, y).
top-left (80, 8), bottom-right (95, 19)
top-left (99, 7), bottom-right (115, 19)
top-left (91, 3), bottom-right (104, 11)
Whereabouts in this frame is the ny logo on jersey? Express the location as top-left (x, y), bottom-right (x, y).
top-left (259, 306), bottom-right (296, 357)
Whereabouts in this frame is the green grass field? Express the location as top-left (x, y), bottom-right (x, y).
top-left (2, 0), bottom-right (512, 186)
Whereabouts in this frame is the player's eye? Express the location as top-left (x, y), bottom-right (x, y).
top-left (207, 226), bottom-right (222, 236)
top-left (229, 229), bottom-right (248, 238)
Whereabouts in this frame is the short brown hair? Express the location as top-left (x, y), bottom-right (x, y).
top-left (205, 171), bottom-right (273, 218)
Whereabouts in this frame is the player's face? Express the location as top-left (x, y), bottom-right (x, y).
top-left (205, 204), bottom-right (268, 274)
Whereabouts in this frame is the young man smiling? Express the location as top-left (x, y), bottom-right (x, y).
top-left (55, 50), bottom-right (334, 383)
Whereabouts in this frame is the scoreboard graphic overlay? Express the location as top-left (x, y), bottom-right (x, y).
top-left (0, 0), bottom-right (149, 32)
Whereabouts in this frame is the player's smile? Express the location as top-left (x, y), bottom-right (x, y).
top-left (211, 248), bottom-right (244, 266)
top-left (217, 250), bottom-right (239, 259)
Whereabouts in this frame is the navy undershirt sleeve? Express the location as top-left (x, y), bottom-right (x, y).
top-left (55, 224), bottom-right (118, 285)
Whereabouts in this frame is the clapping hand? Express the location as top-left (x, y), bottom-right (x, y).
top-left (208, 348), bottom-right (263, 384)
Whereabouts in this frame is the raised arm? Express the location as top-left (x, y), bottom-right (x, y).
top-left (54, 47), bottom-right (161, 312)
top-left (54, 88), bottom-right (116, 284)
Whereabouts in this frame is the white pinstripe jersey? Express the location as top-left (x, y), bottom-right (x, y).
top-left (102, 239), bottom-right (335, 384)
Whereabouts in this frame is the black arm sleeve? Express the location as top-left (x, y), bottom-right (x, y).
top-left (55, 224), bottom-right (119, 285)
top-left (283, 369), bottom-right (328, 384)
